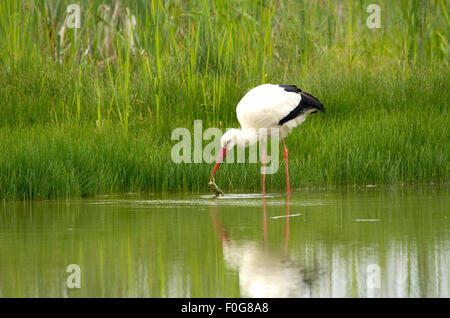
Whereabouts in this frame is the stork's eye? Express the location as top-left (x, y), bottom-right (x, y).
top-left (225, 140), bottom-right (231, 148)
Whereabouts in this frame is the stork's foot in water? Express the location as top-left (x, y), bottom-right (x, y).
top-left (208, 180), bottom-right (224, 197)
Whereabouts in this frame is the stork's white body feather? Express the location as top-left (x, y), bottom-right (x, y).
top-left (236, 84), bottom-right (310, 137)
top-left (219, 83), bottom-right (325, 150)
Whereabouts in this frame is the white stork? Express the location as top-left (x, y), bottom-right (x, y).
top-left (209, 84), bottom-right (325, 195)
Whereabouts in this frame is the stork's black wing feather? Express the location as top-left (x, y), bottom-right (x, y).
top-left (278, 90), bottom-right (326, 126)
top-left (279, 84), bottom-right (302, 93)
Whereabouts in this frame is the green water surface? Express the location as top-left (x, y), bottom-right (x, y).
top-left (0, 185), bottom-right (448, 297)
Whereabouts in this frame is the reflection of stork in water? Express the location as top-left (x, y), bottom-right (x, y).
top-left (211, 195), bottom-right (321, 298)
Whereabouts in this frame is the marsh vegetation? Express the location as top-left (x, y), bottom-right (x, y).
top-left (0, 0), bottom-right (448, 199)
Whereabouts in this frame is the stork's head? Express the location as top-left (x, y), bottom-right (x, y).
top-left (220, 129), bottom-right (241, 151)
top-left (210, 128), bottom-right (257, 182)
top-left (209, 129), bottom-right (237, 182)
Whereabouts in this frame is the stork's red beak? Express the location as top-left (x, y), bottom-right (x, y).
top-left (210, 147), bottom-right (227, 181)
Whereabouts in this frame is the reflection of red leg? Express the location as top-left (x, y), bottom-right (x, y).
top-left (281, 137), bottom-right (290, 194)
top-left (211, 208), bottom-right (228, 243)
top-left (260, 139), bottom-right (267, 197)
top-left (283, 193), bottom-right (290, 255)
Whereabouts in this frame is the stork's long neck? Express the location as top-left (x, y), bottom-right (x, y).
top-left (235, 128), bottom-right (258, 148)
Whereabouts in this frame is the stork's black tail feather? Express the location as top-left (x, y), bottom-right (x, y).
top-left (278, 88), bottom-right (326, 126)
top-left (299, 92), bottom-right (326, 114)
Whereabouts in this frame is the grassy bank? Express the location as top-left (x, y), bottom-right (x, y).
top-left (0, 0), bottom-right (449, 199)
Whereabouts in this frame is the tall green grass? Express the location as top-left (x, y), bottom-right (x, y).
top-left (0, 0), bottom-right (448, 199)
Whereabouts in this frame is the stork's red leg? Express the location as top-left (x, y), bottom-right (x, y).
top-left (262, 197), bottom-right (267, 248)
top-left (260, 138), bottom-right (267, 196)
top-left (281, 136), bottom-right (291, 194)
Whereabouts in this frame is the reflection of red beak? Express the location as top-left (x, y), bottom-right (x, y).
top-left (210, 147), bottom-right (227, 181)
